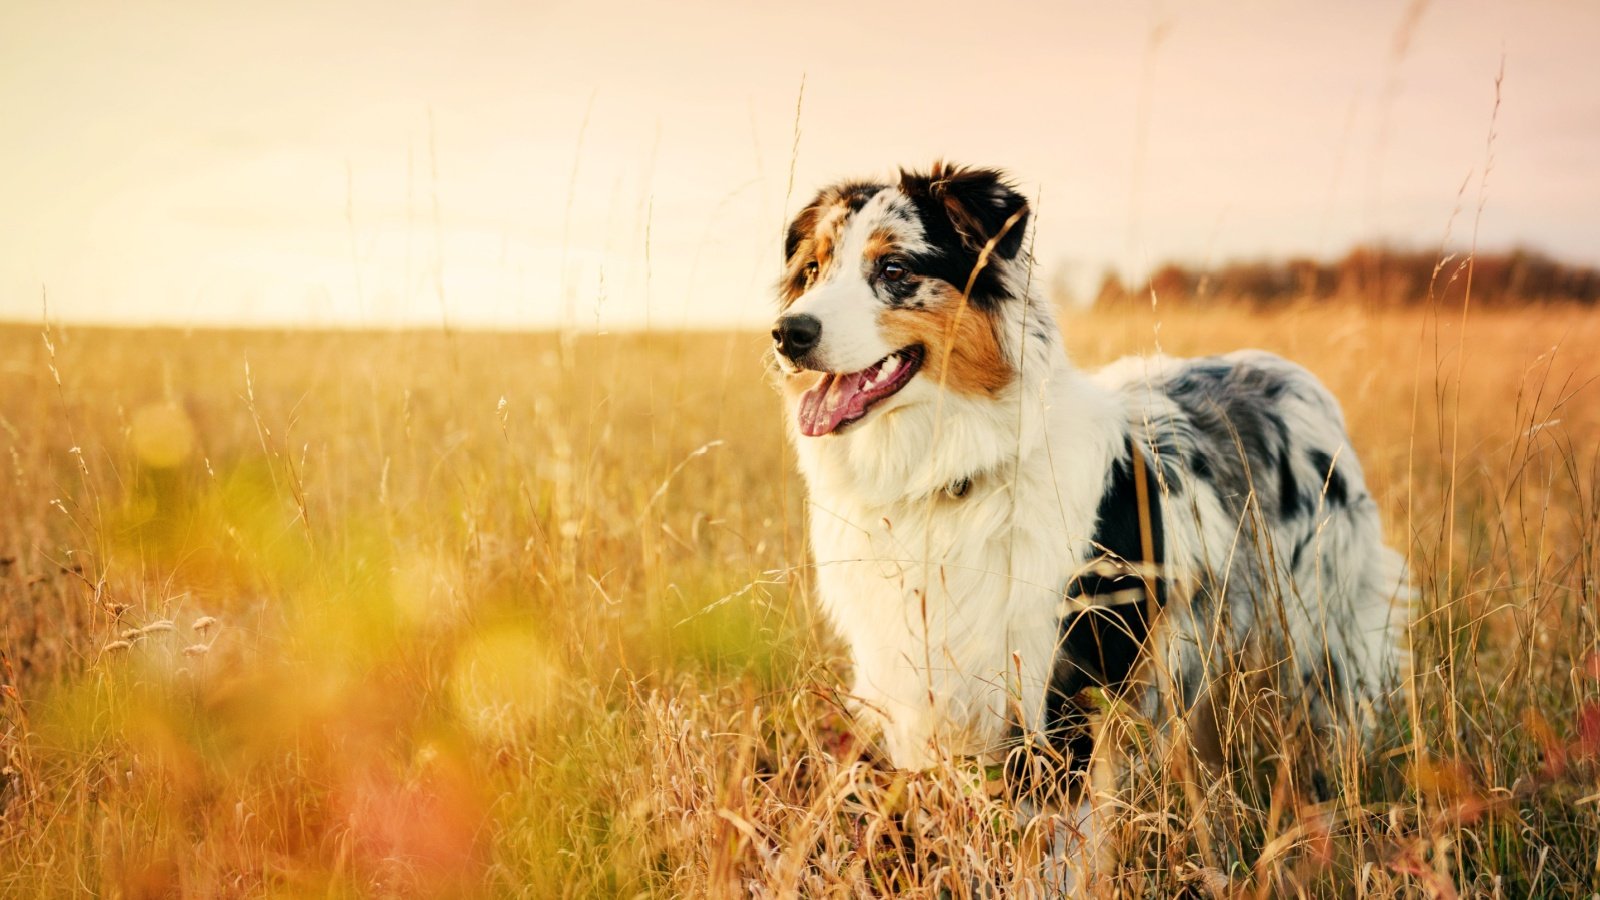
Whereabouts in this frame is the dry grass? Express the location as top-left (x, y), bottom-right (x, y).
top-left (1, 302), bottom-right (1598, 897)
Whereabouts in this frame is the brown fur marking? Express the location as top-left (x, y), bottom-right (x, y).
top-left (863, 227), bottom-right (898, 264)
top-left (877, 283), bottom-right (1012, 396)
top-left (780, 199), bottom-right (857, 307)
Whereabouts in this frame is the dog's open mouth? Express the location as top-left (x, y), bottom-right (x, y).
top-left (797, 346), bottom-right (924, 437)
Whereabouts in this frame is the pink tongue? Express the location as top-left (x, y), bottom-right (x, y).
top-left (798, 369), bottom-right (872, 436)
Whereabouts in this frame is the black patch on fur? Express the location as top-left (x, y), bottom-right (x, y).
top-left (902, 248), bottom-right (1002, 308)
top-left (1166, 357), bottom-right (1305, 521)
top-left (1003, 695), bottom-right (1095, 804)
top-left (1308, 449), bottom-right (1348, 507)
top-left (1291, 534), bottom-right (1312, 572)
top-left (782, 206), bottom-right (814, 262)
top-left (897, 164), bottom-right (1029, 310)
top-left (1081, 445), bottom-right (1166, 606)
top-left (1168, 362), bottom-right (1233, 391)
top-left (1149, 445), bottom-right (1184, 495)
top-left (1056, 605), bottom-right (1155, 694)
top-left (841, 184), bottom-right (882, 212)
top-left (1278, 441), bottom-right (1300, 519)
top-left (1028, 439), bottom-right (1168, 783)
top-left (783, 215), bottom-right (811, 263)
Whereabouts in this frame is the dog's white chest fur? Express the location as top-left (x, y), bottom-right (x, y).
top-left (796, 359), bottom-right (1120, 767)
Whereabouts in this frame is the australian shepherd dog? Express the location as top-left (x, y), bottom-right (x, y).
top-left (770, 162), bottom-right (1407, 869)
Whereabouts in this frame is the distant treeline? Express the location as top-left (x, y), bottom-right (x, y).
top-left (1090, 247), bottom-right (1600, 308)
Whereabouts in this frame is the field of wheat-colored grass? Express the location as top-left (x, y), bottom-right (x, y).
top-left (1, 302), bottom-right (1597, 897)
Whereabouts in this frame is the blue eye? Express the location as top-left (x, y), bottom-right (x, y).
top-left (881, 260), bottom-right (908, 282)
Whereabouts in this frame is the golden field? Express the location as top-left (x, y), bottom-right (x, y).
top-left (1, 303), bottom-right (1598, 897)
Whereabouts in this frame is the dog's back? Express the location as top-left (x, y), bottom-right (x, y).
top-left (1085, 350), bottom-right (1406, 737)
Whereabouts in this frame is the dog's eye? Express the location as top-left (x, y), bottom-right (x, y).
top-left (804, 261), bottom-right (819, 283)
top-left (881, 260), bottom-right (908, 283)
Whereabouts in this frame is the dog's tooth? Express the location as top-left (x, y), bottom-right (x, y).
top-left (880, 356), bottom-right (900, 379)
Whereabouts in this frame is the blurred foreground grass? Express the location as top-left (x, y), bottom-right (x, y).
top-left (1, 304), bottom-right (1598, 897)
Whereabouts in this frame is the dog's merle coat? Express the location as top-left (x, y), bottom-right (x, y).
top-left (772, 164), bottom-right (1406, 818)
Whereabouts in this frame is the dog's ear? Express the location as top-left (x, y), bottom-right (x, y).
top-left (899, 163), bottom-right (1030, 260)
top-left (783, 194), bottom-right (823, 265)
top-left (778, 190), bottom-right (830, 305)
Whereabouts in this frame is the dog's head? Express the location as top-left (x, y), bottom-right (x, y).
top-left (772, 163), bottom-right (1031, 437)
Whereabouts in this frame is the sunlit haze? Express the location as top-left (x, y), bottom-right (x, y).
top-left (4, 0), bottom-right (1598, 329)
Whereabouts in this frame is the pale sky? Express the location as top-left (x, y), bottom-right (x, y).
top-left (3, 1), bottom-right (1597, 329)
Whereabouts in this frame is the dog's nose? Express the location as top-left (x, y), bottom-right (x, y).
top-left (772, 313), bottom-right (822, 362)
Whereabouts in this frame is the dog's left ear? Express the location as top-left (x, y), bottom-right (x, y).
top-left (900, 163), bottom-right (1030, 260)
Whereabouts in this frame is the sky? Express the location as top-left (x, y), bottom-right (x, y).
top-left (3, 0), bottom-right (1598, 329)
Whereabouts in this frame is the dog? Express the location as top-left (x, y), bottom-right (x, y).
top-left (769, 162), bottom-right (1407, 865)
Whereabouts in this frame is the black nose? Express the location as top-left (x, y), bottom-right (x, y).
top-left (772, 313), bottom-right (821, 361)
